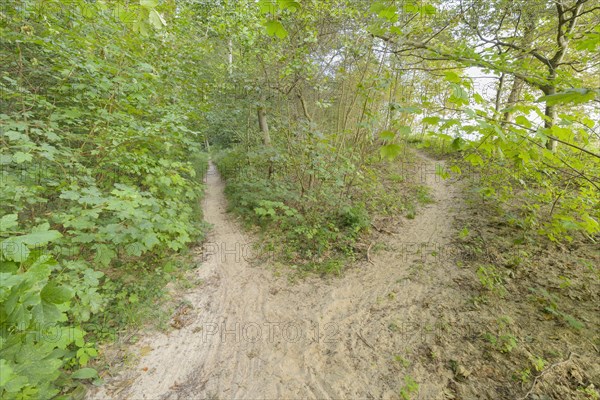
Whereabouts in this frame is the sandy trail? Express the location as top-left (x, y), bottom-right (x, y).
top-left (90, 153), bottom-right (465, 399)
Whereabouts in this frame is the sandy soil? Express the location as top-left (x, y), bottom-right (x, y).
top-left (89, 154), bottom-right (475, 399)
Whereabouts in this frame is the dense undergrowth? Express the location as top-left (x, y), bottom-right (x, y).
top-left (214, 145), bottom-right (370, 273)
top-left (1, 2), bottom-right (209, 398)
top-left (213, 136), bottom-right (434, 273)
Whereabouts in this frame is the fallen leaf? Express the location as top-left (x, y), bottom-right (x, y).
top-left (140, 346), bottom-right (153, 357)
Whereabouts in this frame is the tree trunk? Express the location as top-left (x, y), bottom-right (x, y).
top-left (502, 76), bottom-right (525, 124)
top-left (544, 85), bottom-right (557, 151)
top-left (542, 1), bottom-right (584, 152)
top-left (503, 12), bottom-right (533, 124)
top-left (257, 105), bottom-right (271, 146)
top-left (297, 90), bottom-right (312, 122)
top-left (227, 39), bottom-right (233, 76)
top-left (494, 73), bottom-right (505, 116)
top-left (257, 101), bottom-right (273, 178)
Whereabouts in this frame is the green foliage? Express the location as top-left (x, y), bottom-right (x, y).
top-left (393, 355), bottom-right (410, 368)
top-left (454, 135), bottom-right (600, 243)
top-left (0, 232), bottom-right (96, 399)
top-left (536, 88), bottom-right (599, 106)
top-left (483, 316), bottom-right (518, 354)
top-left (399, 375), bottom-right (419, 400)
top-left (529, 288), bottom-right (584, 330)
top-left (214, 137), bottom-right (374, 269)
top-left (530, 356), bottom-right (546, 372)
top-left (1, 1), bottom-right (210, 397)
top-left (476, 265), bottom-right (506, 296)
top-left (513, 368), bottom-right (531, 384)
top-left (380, 143), bottom-right (404, 160)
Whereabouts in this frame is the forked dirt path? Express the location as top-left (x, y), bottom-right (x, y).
top-left (91, 153), bottom-right (467, 399)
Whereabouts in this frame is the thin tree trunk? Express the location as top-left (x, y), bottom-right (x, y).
top-left (543, 1), bottom-right (584, 151)
top-left (386, 68), bottom-right (400, 129)
top-left (227, 39), bottom-right (233, 76)
top-left (336, 81), bottom-right (344, 133)
top-left (495, 73), bottom-right (505, 116)
top-left (297, 90), bottom-right (312, 122)
top-left (257, 96), bottom-right (273, 178)
top-left (544, 84), bottom-right (557, 151)
top-left (257, 105), bottom-right (271, 146)
top-left (503, 12), bottom-right (534, 125)
top-left (502, 76), bottom-right (524, 124)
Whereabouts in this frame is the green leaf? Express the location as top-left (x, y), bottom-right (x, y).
top-left (143, 233), bottom-right (160, 248)
top-left (0, 261), bottom-right (18, 273)
top-left (113, 5), bottom-right (138, 23)
top-left (422, 4), bottom-right (436, 14)
top-left (380, 144), bottom-right (403, 160)
top-left (581, 117), bottom-right (595, 129)
top-left (575, 29), bottom-right (600, 51)
top-left (473, 93), bottom-right (486, 104)
top-left (451, 137), bottom-right (464, 150)
top-left (71, 368), bottom-right (99, 380)
top-left (369, 2), bottom-right (385, 13)
top-left (13, 152), bottom-right (32, 164)
top-left (31, 301), bottom-right (66, 325)
top-left (0, 360), bottom-right (27, 393)
top-left (265, 20), bottom-right (288, 39)
top-left (41, 282), bottom-right (74, 304)
top-left (259, 0), bottom-right (278, 14)
top-left (0, 360), bottom-right (15, 387)
top-left (126, 243), bottom-right (143, 257)
top-left (0, 214), bottom-right (19, 231)
top-left (0, 238), bottom-right (29, 262)
top-left (149, 9), bottom-right (166, 29)
top-left (397, 126), bottom-right (411, 135)
top-left (436, 164), bottom-right (449, 179)
top-left (561, 313), bottom-right (584, 330)
top-left (465, 153), bottom-right (484, 167)
top-left (278, 0), bottom-right (300, 12)
top-left (515, 115), bottom-right (532, 128)
top-left (444, 71), bottom-right (461, 83)
top-left (536, 89), bottom-right (597, 105)
top-left (390, 26), bottom-right (402, 35)
top-left (94, 245), bottom-right (116, 267)
top-left (379, 130), bottom-right (396, 141)
top-left (134, 20), bottom-right (150, 36)
top-left (0, 230), bottom-right (62, 261)
top-left (422, 116), bottom-right (441, 125)
top-left (378, 6), bottom-right (398, 22)
top-left (18, 230), bottom-right (62, 247)
top-left (396, 106), bottom-right (422, 114)
top-left (140, 0), bottom-right (158, 8)
top-left (518, 149), bottom-right (530, 163)
top-left (72, 327), bottom-right (86, 347)
top-left (550, 125), bottom-right (574, 142)
top-left (449, 84), bottom-right (469, 106)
